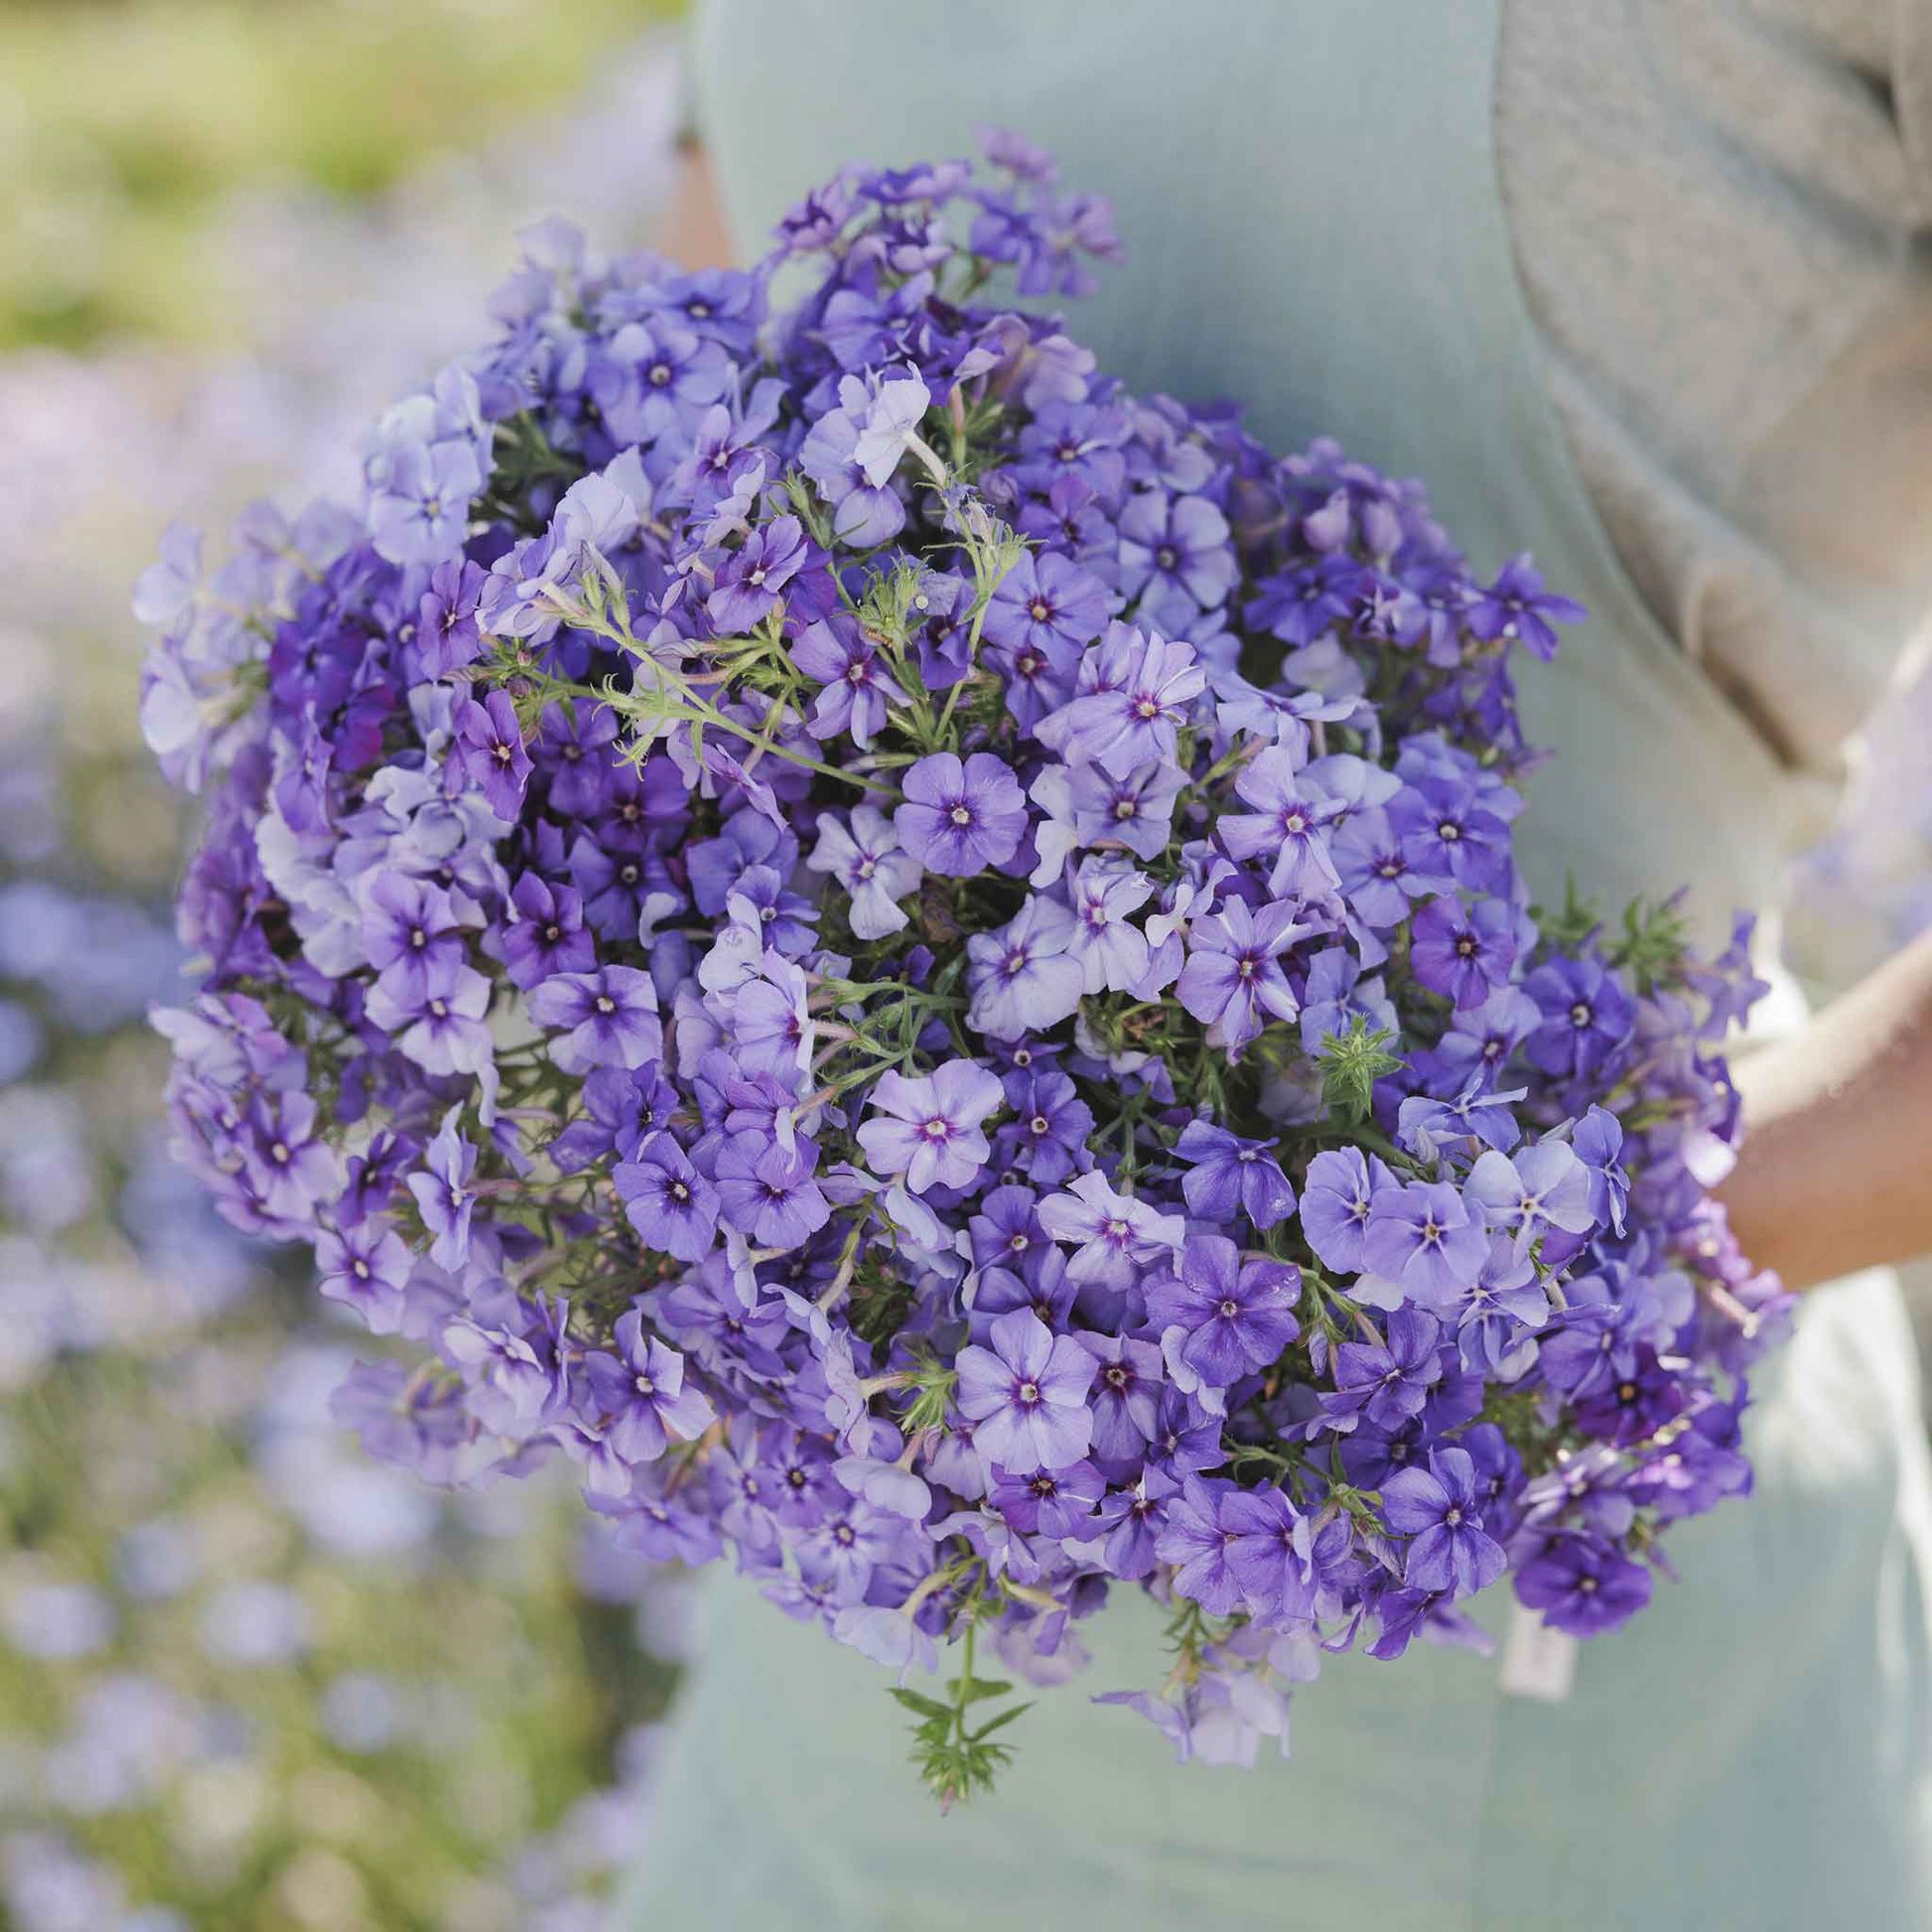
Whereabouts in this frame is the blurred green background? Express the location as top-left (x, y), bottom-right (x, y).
top-left (0, 0), bottom-right (683, 349)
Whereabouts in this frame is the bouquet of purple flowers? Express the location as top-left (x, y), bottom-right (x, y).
top-left (141, 135), bottom-right (1790, 1800)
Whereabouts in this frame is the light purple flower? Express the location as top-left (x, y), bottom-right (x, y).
top-left (792, 618), bottom-right (908, 749)
top-left (406, 1110), bottom-right (477, 1272)
top-left (1465, 1141), bottom-right (1595, 1258)
top-left (1362, 1180), bottom-right (1489, 1311)
top-left (857, 1061), bottom-right (1005, 1193)
top-left (965, 895), bottom-right (1084, 1037)
top-left (894, 752), bottom-right (1028, 877)
top-left (1175, 899), bottom-right (1313, 1052)
top-left (955, 1309), bottom-right (1096, 1474)
top-left (1220, 746), bottom-right (1344, 901)
top-left (1035, 622), bottom-right (1204, 776)
top-left (1036, 1170), bottom-right (1184, 1293)
top-left (367, 438), bottom-right (483, 567)
top-left (707, 516), bottom-right (808, 632)
top-left (1298, 1147), bottom-right (1390, 1275)
top-left (528, 966), bottom-right (663, 1073)
top-left (806, 805), bottom-right (921, 938)
top-left (1064, 859), bottom-right (1153, 994)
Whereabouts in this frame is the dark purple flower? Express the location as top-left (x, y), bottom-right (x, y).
top-left (1573, 1345), bottom-right (1686, 1447)
top-left (580, 1311), bottom-right (716, 1463)
top-left (1146, 1235), bottom-right (1301, 1388)
top-left (1092, 1469), bottom-right (1177, 1580)
top-left (1390, 773), bottom-right (1515, 897)
top-left (500, 872), bottom-right (596, 990)
top-left (1467, 553), bottom-right (1587, 661)
top-left (615, 1131), bottom-right (722, 1262)
top-left (1409, 895), bottom-right (1517, 1011)
top-left (991, 1066), bottom-right (1093, 1187)
top-left (452, 688), bottom-right (533, 821)
top-left (1079, 1333), bottom-right (1164, 1465)
top-left (1514, 1534), bottom-right (1653, 1634)
top-left (1324, 1308), bottom-right (1445, 1431)
top-left (414, 556), bottom-right (487, 677)
top-left (1245, 554), bottom-right (1370, 646)
top-left (990, 1458), bottom-right (1103, 1538)
top-left (1523, 954), bottom-right (1636, 1081)
top-left (1175, 1119), bottom-right (1295, 1230)
top-left (1381, 1446), bottom-right (1506, 1596)
top-left (707, 516), bottom-right (808, 632)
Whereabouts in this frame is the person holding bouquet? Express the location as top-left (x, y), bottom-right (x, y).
top-left (622, 3), bottom-right (1932, 1927)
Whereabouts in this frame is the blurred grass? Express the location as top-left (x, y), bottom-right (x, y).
top-left (0, 0), bottom-right (685, 349)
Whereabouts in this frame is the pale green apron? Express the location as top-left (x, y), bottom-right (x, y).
top-left (621, 6), bottom-right (1932, 1925)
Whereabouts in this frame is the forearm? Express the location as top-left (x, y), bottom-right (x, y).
top-left (1718, 930), bottom-right (1932, 1290)
top-left (661, 138), bottom-right (735, 271)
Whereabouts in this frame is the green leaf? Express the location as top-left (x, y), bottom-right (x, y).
top-left (1606, 894), bottom-right (1690, 995)
top-left (888, 1688), bottom-right (953, 1724)
top-left (955, 1675), bottom-right (1013, 1705)
top-left (1316, 1014), bottom-right (1405, 1125)
top-left (966, 1701), bottom-right (1034, 1742)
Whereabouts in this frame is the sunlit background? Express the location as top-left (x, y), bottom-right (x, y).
top-left (0, 5), bottom-right (691, 1928)
top-left (2, 3), bottom-right (1930, 1927)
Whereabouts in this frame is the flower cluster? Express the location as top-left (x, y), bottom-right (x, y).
top-left (143, 138), bottom-right (1789, 1797)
